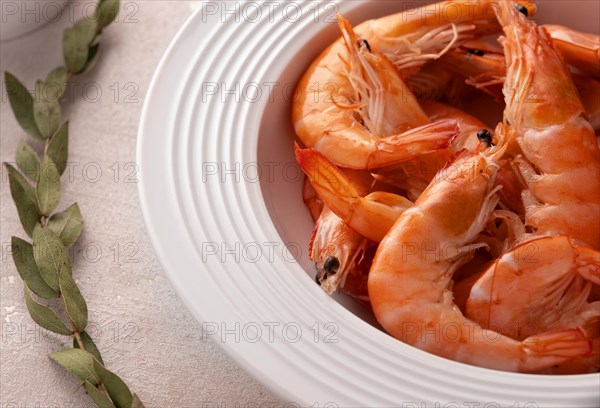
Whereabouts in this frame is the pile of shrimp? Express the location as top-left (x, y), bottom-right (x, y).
top-left (292, 0), bottom-right (600, 374)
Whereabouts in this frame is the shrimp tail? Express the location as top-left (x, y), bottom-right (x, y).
top-left (521, 327), bottom-right (592, 372)
top-left (367, 119), bottom-right (459, 169)
top-left (296, 144), bottom-right (412, 242)
top-left (296, 143), bottom-right (359, 203)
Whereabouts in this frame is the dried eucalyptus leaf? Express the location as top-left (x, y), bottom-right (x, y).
top-left (96, 0), bottom-right (120, 30)
top-left (23, 285), bottom-right (71, 335)
top-left (4, 72), bottom-right (43, 139)
top-left (80, 44), bottom-right (100, 74)
top-left (63, 18), bottom-right (98, 73)
top-left (74, 331), bottom-right (103, 364)
top-left (15, 140), bottom-right (40, 182)
top-left (48, 348), bottom-right (100, 385)
top-left (36, 156), bottom-right (61, 216)
top-left (5, 163), bottom-right (41, 237)
top-left (6, 163), bottom-right (36, 201)
top-left (59, 266), bottom-right (88, 331)
top-left (32, 224), bottom-right (70, 292)
top-left (84, 382), bottom-right (116, 408)
top-left (33, 80), bottom-right (61, 138)
top-left (48, 203), bottom-right (83, 247)
top-left (45, 67), bottom-right (68, 100)
top-left (131, 394), bottom-right (145, 408)
top-left (47, 122), bottom-right (69, 175)
top-left (12, 237), bottom-right (59, 298)
top-left (93, 360), bottom-right (133, 408)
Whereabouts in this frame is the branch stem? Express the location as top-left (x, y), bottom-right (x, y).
top-left (43, 134), bottom-right (50, 155)
top-left (73, 329), bottom-right (85, 350)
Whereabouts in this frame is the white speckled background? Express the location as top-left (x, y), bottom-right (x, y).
top-left (1, 1), bottom-right (283, 406)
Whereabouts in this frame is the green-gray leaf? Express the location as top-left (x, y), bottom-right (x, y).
top-left (5, 163), bottom-right (41, 237)
top-left (45, 67), bottom-right (68, 100)
top-left (59, 266), bottom-right (87, 331)
top-left (12, 237), bottom-right (59, 298)
top-left (96, 0), bottom-right (120, 30)
top-left (4, 72), bottom-right (43, 139)
top-left (23, 285), bottom-right (71, 335)
top-left (80, 44), bottom-right (100, 74)
top-left (131, 394), bottom-right (145, 408)
top-left (36, 156), bottom-right (61, 216)
top-left (6, 162), bottom-right (36, 201)
top-left (84, 382), bottom-right (116, 408)
top-left (32, 224), bottom-right (70, 292)
top-left (48, 348), bottom-right (100, 385)
top-left (48, 203), bottom-right (83, 247)
top-left (33, 80), bottom-right (61, 138)
top-left (15, 140), bottom-right (39, 181)
top-left (47, 121), bottom-right (69, 175)
top-left (74, 331), bottom-right (104, 364)
top-left (93, 360), bottom-right (133, 408)
top-left (63, 18), bottom-right (98, 73)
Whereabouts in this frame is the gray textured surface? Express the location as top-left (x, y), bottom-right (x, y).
top-left (0, 1), bottom-right (282, 406)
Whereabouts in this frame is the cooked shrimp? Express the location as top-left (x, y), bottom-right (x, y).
top-left (544, 24), bottom-right (600, 79)
top-left (466, 235), bottom-right (600, 373)
top-left (292, 0), bottom-right (533, 170)
top-left (293, 15), bottom-right (459, 169)
top-left (308, 165), bottom-right (407, 298)
top-left (467, 235), bottom-right (599, 338)
top-left (310, 207), bottom-right (369, 295)
top-left (298, 105), bottom-right (523, 242)
top-left (301, 10), bottom-right (465, 284)
top-left (300, 153), bottom-right (525, 250)
top-left (309, 167), bottom-right (374, 294)
top-left (368, 126), bottom-right (592, 372)
top-left (497, 0), bottom-right (600, 249)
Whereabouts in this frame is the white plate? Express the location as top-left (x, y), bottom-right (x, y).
top-left (137, 1), bottom-right (600, 405)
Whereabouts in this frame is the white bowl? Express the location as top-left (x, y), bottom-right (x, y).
top-left (137, 0), bottom-right (600, 405)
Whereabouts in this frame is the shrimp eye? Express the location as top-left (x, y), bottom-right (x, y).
top-left (315, 272), bottom-right (322, 286)
top-left (477, 129), bottom-right (494, 147)
top-left (357, 39), bottom-right (372, 53)
top-left (467, 49), bottom-right (485, 57)
top-left (516, 4), bottom-right (529, 17)
top-left (323, 256), bottom-right (340, 275)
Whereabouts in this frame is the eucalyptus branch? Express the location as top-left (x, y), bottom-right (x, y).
top-left (4, 1), bottom-right (144, 407)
